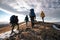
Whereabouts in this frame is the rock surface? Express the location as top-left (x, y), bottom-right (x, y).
top-left (0, 22), bottom-right (60, 40)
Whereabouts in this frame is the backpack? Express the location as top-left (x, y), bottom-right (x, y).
top-left (15, 16), bottom-right (18, 23)
top-left (10, 15), bottom-right (16, 24)
top-left (29, 9), bottom-right (36, 18)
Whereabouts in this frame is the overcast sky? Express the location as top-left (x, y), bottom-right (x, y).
top-left (0, 0), bottom-right (60, 23)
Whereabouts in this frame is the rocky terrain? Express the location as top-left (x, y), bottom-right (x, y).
top-left (0, 21), bottom-right (60, 40)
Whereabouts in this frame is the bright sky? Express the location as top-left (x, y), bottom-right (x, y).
top-left (0, 0), bottom-right (60, 23)
top-left (0, 10), bottom-right (26, 23)
top-left (0, 10), bottom-right (11, 22)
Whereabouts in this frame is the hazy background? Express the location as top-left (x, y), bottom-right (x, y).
top-left (0, 0), bottom-right (60, 24)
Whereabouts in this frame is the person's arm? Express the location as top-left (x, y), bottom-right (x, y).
top-left (34, 13), bottom-right (36, 19)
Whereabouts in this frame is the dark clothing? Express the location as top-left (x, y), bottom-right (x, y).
top-left (29, 9), bottom-right (36, 18)
top-left (10, 15), bottom-right (16, 24)
top-left (15, 16), bottom-right (19, 24)
top-left (10, 15), bottom-right (19, 34)
top-left (30, 17), bottom-right (35, 28)
top-left (25, 15), bottom-right (29, 27)
top-left (29, 9), bottom-right (36, 28)
top-left (10, 16), bottom-right (18, 24)
top-left (11, 23), bottom-right (19, 34)
top-left (25, 16), bottom-right (29, 22)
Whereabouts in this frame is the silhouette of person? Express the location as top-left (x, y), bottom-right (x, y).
top-left (10, 15), bottom-right (19, 34)
top-left (40, 11), bottom-right (45, 23)
top-left (15, 16), bottom-right (19, 30)
top-left (25, 15), bottom-right (29, 27)
top-left (29, 8), bottom-right (36, 28)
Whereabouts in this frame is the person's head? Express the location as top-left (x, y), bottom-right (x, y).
top-left (30, 8), bottom-right (34, 12)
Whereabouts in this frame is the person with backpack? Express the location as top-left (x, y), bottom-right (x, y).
top-left (15, 16), bottom-right (19, 30)
top-left (40, 11), bottom-right (45, 24)
top-left (25, 15), bottom-right (29, 27)
top-left (29, 8), bottom-right (36, 28)
top-left (10, 15), bottom-right (19, 34)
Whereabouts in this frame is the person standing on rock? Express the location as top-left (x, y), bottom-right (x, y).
top-left (10, 15), bottom-right (19, 34)
top-left (25, 15), bottom-right (29, 27)
top-left (40, 11), bottom-right (45, 24)
top-left (29, 8), bottom-right (36, 28)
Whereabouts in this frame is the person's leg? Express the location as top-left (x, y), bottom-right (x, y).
top-left (33, 17), bottom-right (34, 26)
top-left (32, 17), bottom-right (35, 28)
top-left (17, 23), bottom-right (19, 30)
top-left (11, 24), bottom-right (15, 34)
top-left (16, 23), bottom-right (20, 34)
top-left (26, 22), bottom-right (27, 26)
top-left (30, 16), bottom-right (32, 28)
top-left (32, 22), bottom-right (33, 28)
top-left (26, 21), bottom-right (28, 27)
top-left (42, 17), bottom-right (44, 25)
top-left (31, 17), bottom-right (34, 28)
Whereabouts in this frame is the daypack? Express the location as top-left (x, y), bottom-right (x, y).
top-left (29, 9), bottom-right (36, 17)
top-left (15, 16), bottom-right (18, 23)
top-left (10, 15), bottom-right (16, 23)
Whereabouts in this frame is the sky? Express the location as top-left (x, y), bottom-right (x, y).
top-left (0, 0), bottom-right (60, 23)
top-left (0, 10), bottom-right (11, 22)
top-left (0, 10), bottom-right (26, 23)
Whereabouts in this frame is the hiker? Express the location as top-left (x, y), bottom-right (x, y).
top-left (40, 11), bottom-right (45, 24)
top-left (25, 15), bottom-right (29, 27)
top-left (10, 15), bottom-right (19, 34)
top-left (29, 8), bottom-right (36, 28)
